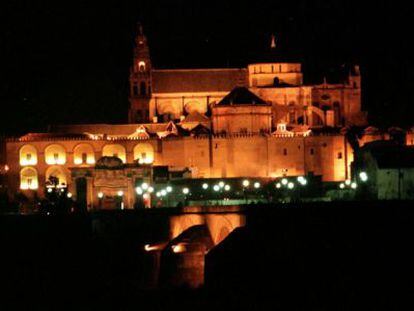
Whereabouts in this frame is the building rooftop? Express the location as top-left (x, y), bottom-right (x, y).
top-left (152, 68), bottom-right (247, 93)
top-left (216, 87), bottom-right (271, 106)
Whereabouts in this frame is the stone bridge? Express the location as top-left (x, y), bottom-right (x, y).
top-left (91, 205), bottom-right (246, 288)
top-left (147, 205), bottom-right (246, 288)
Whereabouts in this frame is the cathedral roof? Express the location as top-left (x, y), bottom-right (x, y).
top-left (152, 68), bottom-right (247, 93)
top-left (216, 87), bottom-right (270, 106)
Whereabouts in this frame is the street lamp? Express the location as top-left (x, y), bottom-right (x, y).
top-left (213, 185), bottom-right (220, 192)
top-left (219, 181), bottom-right (225, 188)
top-left (359, 171), bottom-right (368, 182)
top-left (224, 184), bottom-right (231, 191)
top-left (254, 182), bottom-right (260, 189)
top-left (182, 187), bottom-right (189, 195)
top-left (242, 179), bottom-right (250, 187)
top-left (202, 183), bottom-right (208, 190)
top-left (136, 187), bottom-right (143, 195)
top-left (166, 186), bottom-right (172, 193)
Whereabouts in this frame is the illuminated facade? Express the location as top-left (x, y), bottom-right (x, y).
top-left (4, 26), bottom-right (382, 209)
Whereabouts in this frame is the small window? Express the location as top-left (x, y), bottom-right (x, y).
top-left (82, 153), bottom-right (87, 163)
top-left (310, 148), bottom-right (314, 155)
top-left (27, 178), bottom-right (32, 187)
top-left (54, 153), bottom-right (59, 161)
top-left (337, 152), bottom-right (343, 159)
top-left (26, 153), bottom-right (32, 161)
top-left (283, 148), bottom-right (287, 156)
top-left (140, 82), bottom-right (146, 96)
top-left (133, 83), bottom-right (138, 96)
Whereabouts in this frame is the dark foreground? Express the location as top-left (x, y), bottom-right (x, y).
top-left (1, 201), bottom-right (414, 310)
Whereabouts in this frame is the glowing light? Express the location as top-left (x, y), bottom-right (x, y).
top-left (287, 182), bottom-right (294, 189)
top-left (202, 183), bottom-right (209, 189)
top-left (161, 189), bottom-right (167, 196)
top-left (254, 182), bottom-right (260, 189)
top-left (117, 190), bottom-right (124, 197)
top-left (224, 184), bottom-right (231, 191)
top-left (345, 180), bottom-right (351, 186)
top-left (148, 186), bottom-right (154, 193)
top-left (86, 158), bottom-right (95, 164)
top-left (339, 183), bottom-right (345, 189)
top-left (242, 179), bottom-right (250, 187)
top-left (141, 183), bottom-right (149, 190)
top-left (281, 178), bottom-right (288, 185)
top-left (144, 244), bottom-right (159, 252)
top-left (136, 187), bottom-right (143, 195)
top-left (219, 181), bottom-right (225, 188)
top-left (98, 192), bottom-right (104, 199)
top-left (47, 188), bottom-right (53, 193)
top-left (143, 193), bottom-right (150, 200)
top-left (74, 158), bottom-right (82, 165)
top-left (297, 176), bottom-right (307, 185)
top-left (67, 192), bottom-right (72, 198)
top-left (172, 244), bottom-right (186, 253)
top-left (213, 185), bottom-right (220, 191)
top-left (156, 192), bottom-right (161, 197)
top-left (351, 182), bottom-right (357, 189)
top-left (182, 188), bottom-right (189, 195)
top-left (359, 171), bottom-right (368, 182)
top-left (166, 186), bottom-right (172, 192)
top-left (276, 183), bottom-right (281, 189)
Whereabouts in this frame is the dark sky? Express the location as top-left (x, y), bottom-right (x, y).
top-left (0, 0), bottom-right (413, 135)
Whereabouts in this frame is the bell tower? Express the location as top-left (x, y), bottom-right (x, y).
top-left (129, 24), bottom-right (152, 123)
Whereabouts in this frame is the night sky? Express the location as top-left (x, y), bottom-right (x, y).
top-left (1, 0), bottom-right (413, 135)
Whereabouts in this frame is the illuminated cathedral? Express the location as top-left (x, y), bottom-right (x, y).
top-left (5, 25), bottom-right (392, 209)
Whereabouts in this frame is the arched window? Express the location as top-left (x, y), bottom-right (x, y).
top-left (333, 101), bottom-right (341, 125)
top-left (140, 81), bottom-right (147, 96)
top-left (73, 144), bottom-right (95, 165)
top-left (46, 166), bottom-right (68, 188)
top-left (133, 143), bottom-right (154, 164)
top-left (102, 144), bottom-right (126, 163)
top-left (45, 144), bottom-right (66, 165)
top-left (288, 102), bottom-right (296, 124)
top-left (138, 61), bottom-right (146, 72)
top-left (133, 83), bottom-right (138, 96)
top-left (20, 167), bottom-right (38, 190)
top-left (19, 145), bottom-right (37, 166)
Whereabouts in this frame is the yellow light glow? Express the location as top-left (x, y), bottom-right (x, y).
top-left (86, 158), bottom-right (95, 164)
top-left (172, 244), bottom-right (186, 254)
top-left (45, 144), bottom-right (66, 165)
top-left (19, 145), bottom-right (38, 166)
top-left (20, 167), bottom-right (38, 190)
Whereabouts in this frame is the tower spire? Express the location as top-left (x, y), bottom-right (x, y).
top-left (270, 34), bottom-right (277, 49)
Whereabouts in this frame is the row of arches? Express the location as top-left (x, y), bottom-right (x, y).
top-left (19, 143), bottom-right (155, 166)
top-left (20, 166), bottom-right (67, 190)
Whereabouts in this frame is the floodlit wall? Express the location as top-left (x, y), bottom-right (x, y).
top-left (5, 133), bottom-right (354, 197)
